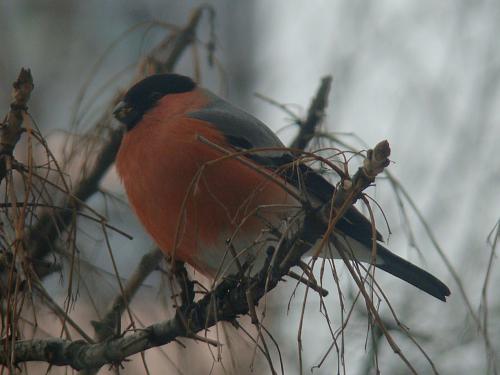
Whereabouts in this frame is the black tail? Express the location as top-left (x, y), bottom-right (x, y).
top-left (375, 245), bottom-right (451, 301)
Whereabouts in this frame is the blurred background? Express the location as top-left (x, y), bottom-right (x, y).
top-left (1, 0), bottom-right (499, 374)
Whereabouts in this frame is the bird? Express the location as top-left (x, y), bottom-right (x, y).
top-left (113, 73), bottom-right (450, 301)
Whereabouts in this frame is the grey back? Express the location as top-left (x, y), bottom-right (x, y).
top-left (187, 89), bottom-right (288, 156)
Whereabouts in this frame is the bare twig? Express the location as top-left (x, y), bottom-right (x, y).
top-left (290, 75), bottom-right (332, 150)
top-left (0, 139), bottom-right (391, 370)
top-left (78, 8), bottom-right (213, 371)
top-left (26, 5), bottom-right (211, 273)
top-left (89, 248), bottom-right (163, 345)
top-left (480, 220), bottom-right (499, 374)
top-left (95, 72), bottom-right (334, 343)
top-left (287, 270), bottom-right (329, 297)
top-left (0, 68), bottom-right (34, 184)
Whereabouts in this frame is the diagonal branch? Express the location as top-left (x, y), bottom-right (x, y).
top-left (290, 75), bottom-right (332, 150)
top-left (91, 247), bottom-right (164, 342)
top-left (0, 140), bottom-right (391, 371)
top-left (91, 73), bottom-right (335, 347)
top-left (70, 8), bottom-right (215, 372)
top-left (25, 5), bottom-right (212, 276)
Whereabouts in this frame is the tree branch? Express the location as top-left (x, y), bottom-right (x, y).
top-left (0, 68), bottom-right (34, 184)
top-left (1, 13), bottom-right (394, 372)
top-left (90, 73), bottom-right (334, 350)
top-left (25, 5), bottom-right (212, 276)
top-left (91, 247), bottom-right (164, 342)
top-left (1, 140), bottom-right (391, 370)
top-left (290, 75), bottom-right (332, 150)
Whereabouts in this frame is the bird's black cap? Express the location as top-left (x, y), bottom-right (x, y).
top-left (114, 74), bottom-right (196, 130)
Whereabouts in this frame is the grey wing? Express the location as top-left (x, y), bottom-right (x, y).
top-left (187, 89), bottom-right (287, 156)
top-left (187, 89), bottom-right (383, 243)
top-left (188, 91), bottom-right (450, 301)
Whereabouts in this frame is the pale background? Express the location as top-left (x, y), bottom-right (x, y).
top-left (1, 1), bottom-right (499, 374)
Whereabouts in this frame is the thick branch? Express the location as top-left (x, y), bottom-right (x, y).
top-left (92, 73), bottom-right (334, 349)
top-left (1, 140), bottom-right (391, 370)
top-left (26, 6), bottom-right (210, 273)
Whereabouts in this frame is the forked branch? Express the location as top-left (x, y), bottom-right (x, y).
top-left (0, 140), bottom-right (391, 370)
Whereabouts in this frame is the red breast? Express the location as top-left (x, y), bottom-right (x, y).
top-left (114, 74), bottom-right (451, 301)
top-left (116, 89), bottom-right (293, 277)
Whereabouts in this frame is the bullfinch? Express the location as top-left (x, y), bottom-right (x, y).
top-left (113, 73), bottom-right (450, 301)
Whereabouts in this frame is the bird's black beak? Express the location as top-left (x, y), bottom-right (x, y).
top-left (113, 101), bottom-right (131, 121)
top-left (113, 101), bottom-right (141, 130)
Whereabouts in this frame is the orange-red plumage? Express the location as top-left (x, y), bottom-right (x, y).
top-left (116, 89), bottom-right (292, 276)
top-left (114, 73), bottom-right (450, 301)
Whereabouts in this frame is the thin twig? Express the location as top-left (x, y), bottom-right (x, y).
top-left (287, 270), bottom-right (329, 297)
top-left (0, 139), bottom-right (391, 370)
top-left (26, 4), bottom-right (212, 274)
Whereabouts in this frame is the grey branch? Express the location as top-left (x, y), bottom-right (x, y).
top-left (25, 5), bottom-right (211, 277)
top-left (0, 8), bottom-right (394, 371)
top-left (91, 72), bottom-right (335, 350)
top-left (91, 247), bottom-right (164, 342)
top-left (1, 140), bottom-right (391, 370)
top-left (290, 75), bottom-right (332, 150)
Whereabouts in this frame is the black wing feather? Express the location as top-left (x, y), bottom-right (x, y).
top-left (240, 149), bottom-right (384, 245)
top-left (190, 98), bottom-right (450, 301)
